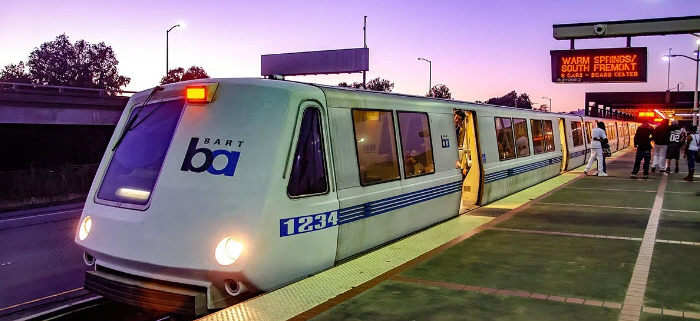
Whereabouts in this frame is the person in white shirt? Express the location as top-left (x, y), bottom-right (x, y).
top-left (684, 126), bottom-right (699, 182)
top-left (584, 121), bottom-right (608, 176)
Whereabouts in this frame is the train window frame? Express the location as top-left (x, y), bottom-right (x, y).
top-left (351, 108), bottom-right (402, 187)
top-left (494, 117), bottom-right (517, 161)
top-left (396, 111), bottom-right (436, 179)
top-left (530, 119), bottom-right (545, 155)
top-left (287, 106), bottom-right (330, 199)
top-left (512, 117), bottom-right (531, 158)
top-left (543, 120), bottom-right (556, 152)
top-left (94, 97), bottom-right (186, 211)
top-left (571, 121), bottom-right (584, 147)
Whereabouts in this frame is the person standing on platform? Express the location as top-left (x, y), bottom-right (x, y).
top-left (584, 121), bottom-right (608, 177)
top-left (651, 120), bottom-right (670, 173)
top-left (597, 122), bottom-right (609, 173)
top-left (631, 120), bottom-right (654, 179)
top-left (684, 126), bottom-right (699, 182)
top-left (665, 120), bottom-right (682, 173)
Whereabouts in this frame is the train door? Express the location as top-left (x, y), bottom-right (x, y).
top-left (457, 110), bottom-right (482, 213)
top-left (585, 121), bottom-right (594, 160)
top-left (558, 118), bottom-right (569, 171)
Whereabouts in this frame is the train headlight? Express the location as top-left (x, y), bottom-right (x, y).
top-left (78, 216), bottom-right (92, 241)
top-left (215, 237), bottom-right (243, 266)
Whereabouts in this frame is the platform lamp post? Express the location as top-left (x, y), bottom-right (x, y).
top-left (542, 96), bottom-right (552, 112)
top-left (663, 37), bottom-right (700, 126)
top-left (166, 23), bottom-right (182, 75)
top-left (417, 57), bottom-right (431, 95)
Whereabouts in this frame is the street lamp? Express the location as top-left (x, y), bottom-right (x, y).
top-left (662, 37), bottom-right (700, 126)
top-left (166, 23), bottom-right (182, 75)
top-left (542, 96), bottom-right (552, 112)
top-left (417, 57), bottom-right (431, 95)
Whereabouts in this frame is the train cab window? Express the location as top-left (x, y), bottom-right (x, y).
top-left (397, 112), bottom-right (435, 178)
top-left (513, 118), bottom-right (530, 157)
top-left (352, 109), bottom-right (401, 186)
top-left (543, 120), bottom-right (555, 152)
top-left (531, 119), bottom-right (544, 154)
top-left (96, 99), bottom-right (186, 207)
top-left (287, 108), bottom-right (328, 197)
top-left (571, 121), bottom-right (584, 147)
top-left (495, 117), bottom-right (516, 160)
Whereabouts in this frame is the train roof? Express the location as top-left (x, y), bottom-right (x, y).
top-left (150, 78), bottom-right (633, 122)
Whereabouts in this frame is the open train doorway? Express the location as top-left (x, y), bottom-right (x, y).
top-left (558, 118), bottom-right (569, 172)
top-left (455, 110), bottom-right (482, 213)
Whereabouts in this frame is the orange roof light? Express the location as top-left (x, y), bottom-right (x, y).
top-left (186, 86), bottom-right (207, 102)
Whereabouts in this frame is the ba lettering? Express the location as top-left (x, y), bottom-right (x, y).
top-left (181, 137), bottom-right (240, 177)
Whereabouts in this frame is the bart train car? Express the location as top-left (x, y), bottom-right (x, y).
top-left (74, 78), bottom-right (636, 316)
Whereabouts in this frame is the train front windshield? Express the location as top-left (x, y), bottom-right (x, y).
top-left (96, 99), bottom-right (186, 206)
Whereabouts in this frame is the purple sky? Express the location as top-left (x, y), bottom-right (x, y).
top-left (1, 0), bottom-right (699, 111)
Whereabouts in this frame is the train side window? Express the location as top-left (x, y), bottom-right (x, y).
top-left (543, 120), bottom-right (555, 152)
top-left (352, 109), bottom-right (401, 186)
top-left (571, 121), bottom-right (584, 147)
top-left (513, 118), bottom-right (530, 157)
top-left (530, 119), bottom-right (544, 154)
top-left (585, 122), bottom-right (594, 144)
top-left (397, 112), bottom-right (435, 178)
top-left (495, 117), bottom-right (516, 160)
top-left (287, 108), bottom-right (329, 197)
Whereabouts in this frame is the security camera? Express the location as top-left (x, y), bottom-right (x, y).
top-left (593, 24), bottom-right (607, 36)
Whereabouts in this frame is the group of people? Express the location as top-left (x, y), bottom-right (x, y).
top-left (583, 119), bottom-right (699, 183)
top-left (630, 120), bottom-right (698, 181)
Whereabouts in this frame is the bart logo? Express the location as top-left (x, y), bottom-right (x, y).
top-left (181, 137), bottom-right (240, 177)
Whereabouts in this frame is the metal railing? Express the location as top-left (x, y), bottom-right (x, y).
top-left (0, 164), bottom-right (99, 202)
top-left (0, 82), bottom-right (137, 96)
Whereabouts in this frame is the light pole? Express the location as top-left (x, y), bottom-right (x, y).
top-left (542, 96), bottom-right (552, 112)
top-left (166, 23), bottom-right (181, 75)
top-left (663, 38), bottom-right (700, 126)
top-left (417, 57), bottom-right (431, 95)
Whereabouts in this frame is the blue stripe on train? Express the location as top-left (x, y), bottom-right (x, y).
top-left (484, 156), bottom-right (562, 183)
top-left (568, 150), bottom-right (587, 158)
top-left (338, 180), bottom-right (462, 225)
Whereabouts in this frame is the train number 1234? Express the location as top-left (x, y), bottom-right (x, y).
top-left (279, 210), bottom-right (338, 237)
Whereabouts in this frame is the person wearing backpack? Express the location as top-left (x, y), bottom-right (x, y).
top-left (684, 126), bottom-right (699, 182)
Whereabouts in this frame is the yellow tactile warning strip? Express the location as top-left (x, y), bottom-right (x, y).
top-left (197, 175), bottom-right (590, 321)
top-left (618, 174), bottom-right (668, 321)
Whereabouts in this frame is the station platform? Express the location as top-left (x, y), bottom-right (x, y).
top-left (200, 149), bottom-right (699, 321)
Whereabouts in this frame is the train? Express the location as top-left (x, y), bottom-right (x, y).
top-left (74, 78), bottom-right (637, 316)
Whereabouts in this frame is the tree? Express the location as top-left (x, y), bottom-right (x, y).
top-left (19, 34), bottom-right (131, 91)
top-left (485, 91), bottom-right (533, 109)
top-left (337, 77), bottom-right (394, 92)
top-left (160, 66), bottom-right (210, 85)
top-left (427, 84), bottom-right (452, 99)
top-left (337, 81), bottom-right (363, 89)
top-left (366, 77), bottom-right (394, 92)
top-left (0, 62), bottom-right (32, 83)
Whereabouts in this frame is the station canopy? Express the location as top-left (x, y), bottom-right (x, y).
top-left (585, 91), bottom-right (697, 123)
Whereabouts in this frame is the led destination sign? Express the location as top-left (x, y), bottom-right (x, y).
top-left (551, 47), bottom-right (647, 83)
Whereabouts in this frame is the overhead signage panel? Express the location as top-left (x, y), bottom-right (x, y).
top-left (550, 47), bottom-right (647, 83)
top-left (261, 48), bottom-right (369, 76)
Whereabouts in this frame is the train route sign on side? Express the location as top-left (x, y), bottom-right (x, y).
top-left (550, 47), bottom-right (647, 83)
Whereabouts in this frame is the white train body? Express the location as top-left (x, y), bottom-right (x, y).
top-left (75, 78), bottom-right (636, 315)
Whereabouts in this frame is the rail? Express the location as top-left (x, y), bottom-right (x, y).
top-left (0, 82), bottom-right (137, 96)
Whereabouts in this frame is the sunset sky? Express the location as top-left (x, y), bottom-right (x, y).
top-left (1, 0), bottom-right (699, 112)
